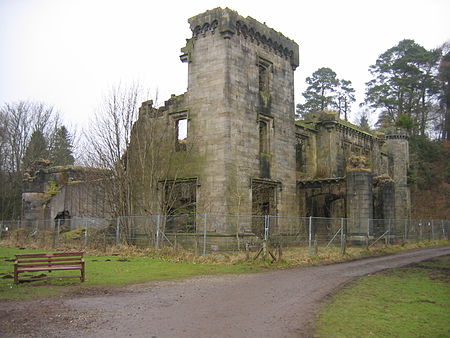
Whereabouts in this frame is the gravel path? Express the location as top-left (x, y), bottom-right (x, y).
top-left (2, 246), bottom-right (449, 338)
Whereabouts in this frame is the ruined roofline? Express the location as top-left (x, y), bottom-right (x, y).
top-left (187, 7), bottom-right (299, 69)
top-left (23, 162), bottom-right (110, 177)
top-left (335, 119), bottom-right (374, 138)
top-left (295, 118), bottom-right (375, 138)
top-left (295, 112), bottom-right (377, 139)
top-left (295, 120), bottom-right (317, 132)
top-left (37, 166), bottom-right (110, 177)
top-left (139, 92), bottom-right (188, 117)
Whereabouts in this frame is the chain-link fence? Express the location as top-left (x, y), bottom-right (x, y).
top-left (1, 215), bottom-right (448, 255)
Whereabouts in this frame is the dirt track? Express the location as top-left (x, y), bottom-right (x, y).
top-left (1, 246), bottom-right (449, 338)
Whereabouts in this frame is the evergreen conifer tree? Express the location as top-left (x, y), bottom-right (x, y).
top-left (23, 130), bottom-right (48, 168)
top-left (49, 126), bottom-right (75, 166)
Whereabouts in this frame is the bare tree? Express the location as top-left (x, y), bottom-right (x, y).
top-left (0, 101), bottom-right (61, 219)
top-left (83, 83), bottom-right (144, 218)
top-left (127, 96), bottom-right (203, 237)
top-left (83, 83), bottom-right (207, 246)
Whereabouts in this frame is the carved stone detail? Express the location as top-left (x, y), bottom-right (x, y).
top-left (235, 20), bottom-right (294, 61)
top-left (192, 20), bottom-right (219, 39)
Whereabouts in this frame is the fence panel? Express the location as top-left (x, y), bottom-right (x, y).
top-left (1, 214), bottom-right (448, 254)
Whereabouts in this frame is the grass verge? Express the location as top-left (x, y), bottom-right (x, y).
top-left (315, 255), bottom-right (450, 337)
top-left (1, 241), bottom-right (448, 301)
top-left (0, 246), bottom-right (261, 300)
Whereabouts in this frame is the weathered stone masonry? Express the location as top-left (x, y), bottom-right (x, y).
top-left (129, 8), bottom-right (410, 228)
top-left (22, 8), bottom-right (410, 232)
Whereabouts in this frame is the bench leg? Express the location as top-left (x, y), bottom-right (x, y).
top-left (14, 264), bottom-right (19, 284)
top-left (81, 262), bottom-right (85, 282)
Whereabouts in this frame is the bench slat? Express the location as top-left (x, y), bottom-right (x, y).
top-left (16, 260), bottom-right (84, 266)
top-left (16, 257), bottom-right (83, 264)
top-left (17, 262), bottom-right (83, 269)
top-left (17, 266), bottom-right (83, 272)
top-left (15, 252), bottom-right (84, 259)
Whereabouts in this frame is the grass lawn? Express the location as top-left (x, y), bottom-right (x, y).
top-left (315, 255), bottom-right (450, 337)
top-left (1, 242), bottom-right (448, 302)
top-left (0, 246), bottom-right (262, 300)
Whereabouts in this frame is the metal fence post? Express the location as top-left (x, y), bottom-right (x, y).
top-left (84, 219), bottom-right (88, 249)
top-left (34, 220), bottom-right (39, 242)
top-left (419, 221), bottom-right (423, 240)
top-left (431, 220), bottom-right (435, 241)
top-left (442, 220), bottom-right (446, 240)
top-left (115, 217), bottom-right (120, 246)
top-left (156, 215), bottom-right (160, 249)
top-left (308, 216), bottom-right (312, 257)
top-left (263, 215), bottom-right (269, 258)
top-left (340, 218), bottom-right (345, 254)
top-left (84, 227), bottom-right (88, 249)
top-left (56, 219), bottom-right (60, 248)
top-left (387, 219), bottom-right (391, 245)
top-left (203, 213), bottom-right (207, 256)
top-left (404, 219), bottom-right (408, 242)
top-left (264, 215), bottom-right (269, 242)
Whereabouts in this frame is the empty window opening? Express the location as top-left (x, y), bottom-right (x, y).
top-left (259, 64), bottom-right (269, 92)
top-left (258, 58), bottom-right (272, 93)
top-left (259, 120), bottom-right (269, 154)
top-left (164, 180), bottom-right (197, 233)
top-left (176, 118), bottom-right (187, 151)
top-left (296, 142), bottom-right (304, 172)
top-left (251, 181), bottom-right (277, 237)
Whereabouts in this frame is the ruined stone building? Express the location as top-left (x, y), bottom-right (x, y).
top-left (128, 8), bottom-right (411, 227)
top-left (22, 8), bottom-right (410, 231)
top-left (22, 160), bottom-right (110, 227)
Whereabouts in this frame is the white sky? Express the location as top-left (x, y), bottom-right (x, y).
top-left (1, 0), bottom-right (449, 129)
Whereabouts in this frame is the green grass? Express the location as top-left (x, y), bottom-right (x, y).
top-left (0, 247), bottom-right (261, 300)
top-left (315, 255), bottom-right (450, 337)
top-left (2, 243), bottom-right (449, 303)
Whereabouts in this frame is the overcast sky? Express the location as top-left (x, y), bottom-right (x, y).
top-left (1, 0), bottom-right (449, 129)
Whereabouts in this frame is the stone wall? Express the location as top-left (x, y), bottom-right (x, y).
top-left (182, 8), bottom-right (299, 218)
top-left (22, 163), bottom-right (110, 226)
top-left (22, 8), bottom-right (411, 231)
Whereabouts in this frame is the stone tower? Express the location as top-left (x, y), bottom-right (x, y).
top-left (385, 129), bottom-right (411, 220)
top-left (180, 8), bottom-right (299, 218)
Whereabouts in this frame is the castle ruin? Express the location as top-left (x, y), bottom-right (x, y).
top-left (128, 8), bottom-right (410, 228)
top-left (22, 8), bottom-right (410, 233)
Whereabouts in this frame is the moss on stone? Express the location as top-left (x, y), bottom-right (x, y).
top-left (45, 180), bottom-right (60, 196)
top-left (347, 155), bottom-right (371, 171)
top-left (295, 120), bottom-right (317, 131)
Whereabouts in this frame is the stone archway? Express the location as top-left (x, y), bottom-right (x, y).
top-left (306, 193), bottom-right (345, 218)
top-left (54, 210), bottom-right (71, 232)
top-left (298, 178), bottom-right (346, 218)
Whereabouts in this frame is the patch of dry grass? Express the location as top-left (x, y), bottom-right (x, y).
top-left (1, 233), bottom-right (448, 268)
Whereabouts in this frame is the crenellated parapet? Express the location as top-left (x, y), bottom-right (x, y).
top-left (181, 7), bottom-right (299, 69)
top-left (385, 128), bottom-right (409, 140)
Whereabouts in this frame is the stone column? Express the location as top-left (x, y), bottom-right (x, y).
top-left (346, 170), bottom-right (373, 235)
top-left (373, 176), bottom-right (395, 236)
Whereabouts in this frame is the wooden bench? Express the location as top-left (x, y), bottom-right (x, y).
top-left (14, 252), bottom-right (85, 284)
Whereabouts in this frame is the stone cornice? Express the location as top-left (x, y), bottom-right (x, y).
top-left (187, 7), bottom-right (299, 70)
